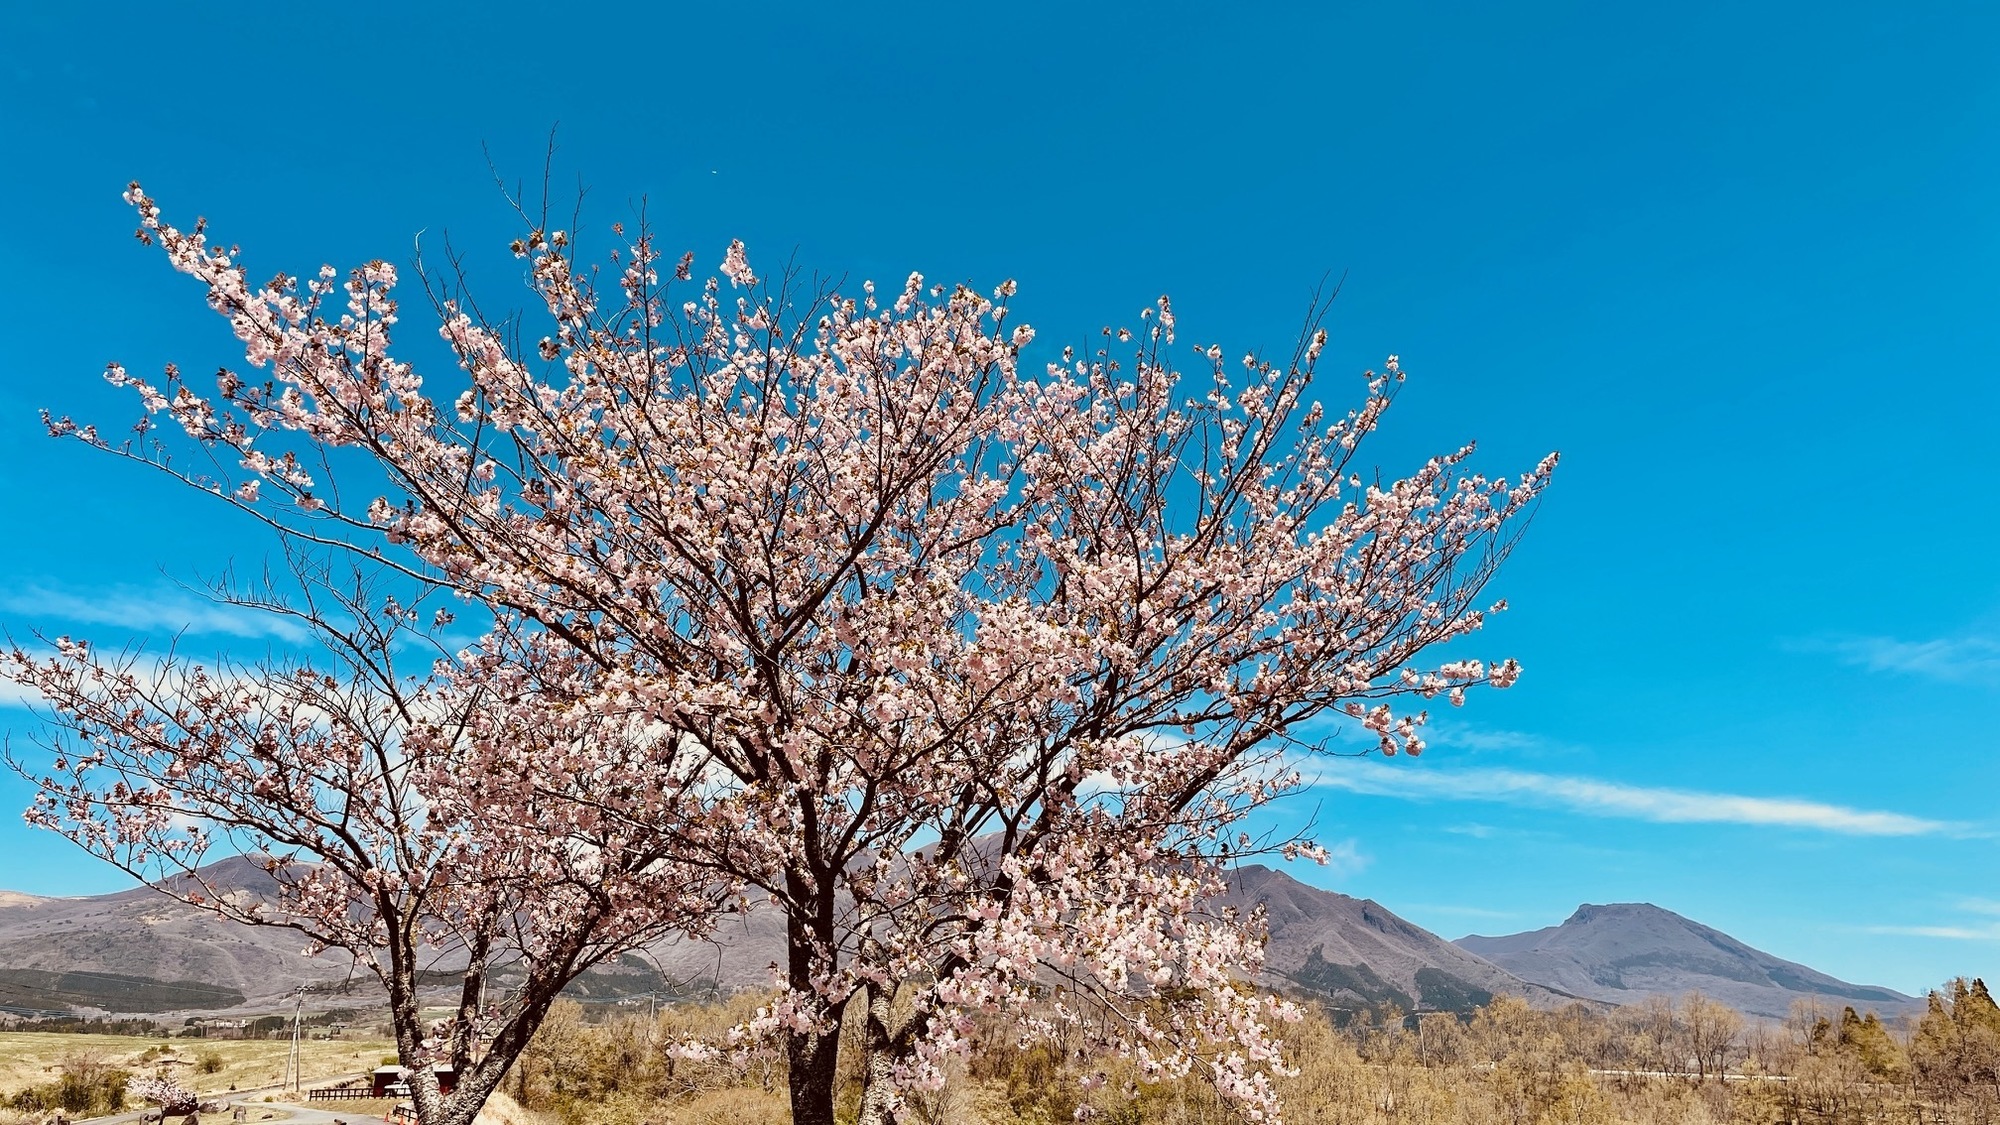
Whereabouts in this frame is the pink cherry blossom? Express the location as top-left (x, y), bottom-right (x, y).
top-left (8, 183), bottom-right (1556, 1125)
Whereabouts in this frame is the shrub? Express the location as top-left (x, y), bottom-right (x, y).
top-left (6, 1054), bottom-right (129, 1116)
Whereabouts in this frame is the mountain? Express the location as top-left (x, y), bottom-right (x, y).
top-left (1, 857), bottom-right (1561, 1018)
top-left (29, 860), bottom-right (1915, 1023)
top-left (1221, 865), bottom-right (1578, 1014)
top-left (0, 856), bottom-right (372, 1015)
top-left (1454, 902), bottom-right (1923, 1020)
top-left (642, 864), bottom-right (1574, 1016)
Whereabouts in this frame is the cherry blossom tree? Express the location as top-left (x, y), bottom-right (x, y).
top-left (16, 181), bottom-right (1554, 1125)
top-left (129, 1074), bottom-right (199, 1117)
top-left (3, 559), bottom-right (736, 1125)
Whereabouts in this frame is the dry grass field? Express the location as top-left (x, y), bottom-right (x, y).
top-left (0, 1030), bottom-right (394, 1102)
top-left (0, 1035), bottom-right (555, 1125)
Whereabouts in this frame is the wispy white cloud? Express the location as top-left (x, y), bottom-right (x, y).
top-left (1307, 762), bottom-right (1950, 837)
top-left (1861, 922), bottom-right (2000, 941)
top-left (1855, 897), bottom-right (2000, 941)
top-left (1443, 823), bottom-right (1499, 839)
top-left (0, 678), bottom-right (35, 711)
top-left (0, 585), bottom-right (308, 644)
top-left (1320, 838), bottom-right (1372, 878)
top-left (1796, 634), bottom-right (2000, 685)
top-left (1424, 721), bottom-right (1547, 754)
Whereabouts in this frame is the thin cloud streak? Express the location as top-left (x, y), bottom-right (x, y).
top-left (1798, 634), bottom-right (2000, 684)
top-left (1425, 722), bottom-right (1546, 753)
top-left (1862, 923), bottom-right (2000, 941)
top-left (1307, 762), bottom-right (1949, 837)
top-left (0, 586), bottom-right (309, 644)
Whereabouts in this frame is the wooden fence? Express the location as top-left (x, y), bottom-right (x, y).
top-left (306, 1084), bottom-right (375, 1101)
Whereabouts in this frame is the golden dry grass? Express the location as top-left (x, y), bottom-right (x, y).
top-left (0, 1030), bottom-right (394, 1103)
top-left (471, 1090), bottom-right (553, 1125)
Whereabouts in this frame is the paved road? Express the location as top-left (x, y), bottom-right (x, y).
top-left (80, 1101), bottom-right (389, 1125)
top-left (76, 1075), bottom-right (376, 1125)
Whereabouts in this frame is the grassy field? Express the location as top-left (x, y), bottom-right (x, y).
top-left (0, 1030), bottom-right (395, 1102)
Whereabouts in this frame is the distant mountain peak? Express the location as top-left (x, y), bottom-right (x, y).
top-left (1218, 866), bottom-right (1575, 1013)
top-left (0, 854), bottom-right (1560, 1019)
top-left (0, 857), bottom-right (359, 1016)
top-left (2, 856), bottom-right (1909, 1024)
top-left (1564, 902), bottom-right (1645, 925)
top-left (1457, 901), bottom-right (1920, 1020)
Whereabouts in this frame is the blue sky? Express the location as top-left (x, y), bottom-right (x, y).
top-left (1, 1), bottom-right (1995, 997)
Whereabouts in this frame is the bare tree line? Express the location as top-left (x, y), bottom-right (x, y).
top-left (491, 977), bottom-right (2000, 1125)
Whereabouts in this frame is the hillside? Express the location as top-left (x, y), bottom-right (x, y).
top-left (1, 858), bottom-right (1557, 1018)
top-left (1222, 865), bottom-right (1578, 1014)
top-left (639, 863), bottom-right (1564, 1015)
top-left (8, 859), bottom-right (1922, 1022)
top-left (0, 857), bottom-right (373, 1013)
top-left (1455, 902), bottom-right (1922, 1020)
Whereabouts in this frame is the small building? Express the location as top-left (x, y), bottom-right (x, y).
top-left (199, 1018), bottom-right (252, 1040)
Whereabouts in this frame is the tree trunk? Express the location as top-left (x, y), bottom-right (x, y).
top-left (783, 895), bottom-right (846, 1125)
top-left (786, 1025), bottom-right (844, 1125)
top-left (854, 986), bottom-right (906, 1125)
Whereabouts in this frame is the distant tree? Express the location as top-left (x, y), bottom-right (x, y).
top-left (1835, 1006), bottom-right (1907, 1082)
top-left (1413, 1011), bottom-right (1468, 1069)
top-left (3, 562), bottom-right (733, 1125)
top-left (1787, 996), bottom-right (1836, 1059)
top-left (1621, 995), bottom-right (1682, 1075)
top-left (129, 1075), bottom-right (198, 1116)
top-left (17, 181), bottom-right (1553, 1125)
top-left (1548, 1002), bottom-right (1615, 1070)
top-left (1469, 997), bottom-right (1602, 1125)
top-left (1912, 977), bottom-right (2000, 1114)
top-left (1680, 992), bottom-right (1742, 1081)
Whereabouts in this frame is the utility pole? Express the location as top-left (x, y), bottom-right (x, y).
top-left (285, 988), bottom-right (305, 1093)
top-left (474, 975), bottom-right (488, 1065)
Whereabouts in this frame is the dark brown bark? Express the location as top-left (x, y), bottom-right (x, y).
top-left (783, 881), bottom-right (847, 1125)
top-left (787, 1024), bottom-right (845, 1125)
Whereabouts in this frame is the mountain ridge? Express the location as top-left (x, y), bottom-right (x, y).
top-left (0, 857), bottom-right (1559, 1018)
top-left (0, 859), bottom-right (1917, 1022)
top-left (1221, 864), bottom-right (1580, 1013)
top-left (1455, 901), bottom-right (1922, 1020)
top-left (0, 856), bottom-right (372, 1014)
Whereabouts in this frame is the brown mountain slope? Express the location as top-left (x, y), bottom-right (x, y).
top-left (1455, 902), bottom-right (1922, 1020)
top-left (641, 864), bottom-right (1571, 1015)
top-left (29, 860), bottom-right (1909, 1023)
top-left (0, 857), bottom-right (372, 1014)
top-left (1221, 865), bottom-right (1577, 1013)
top-left (3, 858), bottom-right (1562, 1017)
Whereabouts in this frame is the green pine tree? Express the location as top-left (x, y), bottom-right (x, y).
top-left (1836, 1006), bottom-right (1907, 1082)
